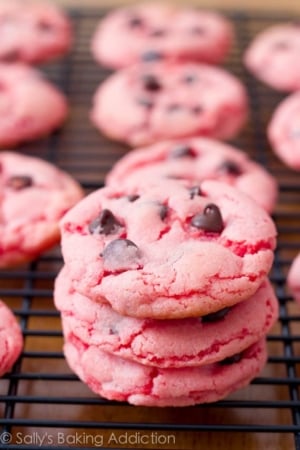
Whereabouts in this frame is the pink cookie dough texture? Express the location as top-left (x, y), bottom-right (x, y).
top-left (0, 0), bottom-right (71, 64)
top-left (0, 64), bottom-right (68, 147)
top-left (287, 253), bottom-right (300, 304)
top-left (106, 137), bottom-right (278, 213)
top-left (91, 62), bottom-right (248, 146)
top-left (55, 268), bottom-right (278, 369)
top-left (244, 23), bottom-right (300, 91)
top-left (268, 92), bottom-right (300, 170)
top-left (60, 179), bottom-right (277, 319)
top-left (92, 3), bottom-right (233, 69)
top-left (0, 152), bottom-right (84, 268)
top-left (64, 335), bottom-right (267, 407)
top-left (0, 300), bottom-right (23, 376)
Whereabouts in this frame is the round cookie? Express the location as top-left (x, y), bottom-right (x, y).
top-left (0, 152), bottom-right (84, 268)
top-left (0, 64), bottom-right (68, 147)
top-left (91, 62), bottom-right (248, 146)
top-left (92, 3), bottom-right (233, 69)
top-left (0, 300), bottom-right (23, 376)
top-left (60, 179), bottom-right (277, 319)
top-left (106, 137), bottom-right (278, 213)
top-left (0, 0), bottom-right (71, 64)
top-left (267, 92), bottom-right (300, 170)
top-left (287, 253), bottom-right (300, 304)
top-left (244, 23), bottom-right (300, 91)
top-left (64, 335), bottom-right (267, 407)
top-left (55, 268), bottom-right (278, 369)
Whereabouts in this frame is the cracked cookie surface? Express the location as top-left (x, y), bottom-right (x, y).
top-left (0, 300), bottom-right (23, 376)
top-left (60, 179), bottom-right (276, 319)
top-left (56, 268), bottom-right (278, 368)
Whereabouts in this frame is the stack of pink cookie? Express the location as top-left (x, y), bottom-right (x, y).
top-left (55, 176), bottom-right (278, 407)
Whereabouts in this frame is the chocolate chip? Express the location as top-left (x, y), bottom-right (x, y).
top-left (136, 98), bottom-right (154, 109)
top-left (219, 352), bottom-right (242, 366)
top-left (170, 145), bottom-right (196, 158)
top-left (201, 307), bottom-right (231, 323)
top-left (141, 50), bottom-right (164, 62)
top-left (191, 204), bottom-right (224, 233)
top-left (102, 239), bottom-right (141, 271)
top-left (189, 186), bottom-right (202, 199)
top-left (89, 209), bottom-right (121, 235)
top-left (218, 160), bottom-right (242, 176)
top-left (183, 74), bottom-right (197, 84)
top-left (159, 205), bottom-right (168, 220)
top-left (150, 29), bottom-right (166, 37)
top-left (128, 16), bottom-right (144, 28)
top-left (192, 105), bottom-right (204, 115)
top-left (7, 175), bottom-right (33, 190)
top-left (128, 194), bottom-right (140, 202)
top-left (142, 74), bottom-right (161, 91)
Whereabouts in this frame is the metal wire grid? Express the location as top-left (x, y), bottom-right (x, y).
top-left (0, 7), bottom-right (299, 450)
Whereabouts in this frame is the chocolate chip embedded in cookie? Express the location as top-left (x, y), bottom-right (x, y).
top-left (0, 152), bottom-right (83, 268)
top-left (91, 3), bottom-right (233, 69)
top-left (60, 179), bottom-right (276, 319)
top-left (106, 137), bottom-right (278, 213)
top-left (91, 62), bottom-right (248, 146)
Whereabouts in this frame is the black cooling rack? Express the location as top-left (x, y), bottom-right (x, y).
top-left (1, 7), bottom-right (300, 450)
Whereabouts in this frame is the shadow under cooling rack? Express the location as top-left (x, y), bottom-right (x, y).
top-left (1, 7), bottom-right (300, 450)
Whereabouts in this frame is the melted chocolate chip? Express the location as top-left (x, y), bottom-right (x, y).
top-left (218, 160), bottom-right (242, 176)
top-left (142, 74), bottom-right (161, 91)
top-left (89, 209), bottom-right (121, 235)
top-left (192, 105), bottom-right (204, 115)
top-left (159, 205), bottom-right (168, 220)
top-left (170, 145), bottom-right (196, 158)
top-left (219, 353), bottom-right (242, 366)
top-left (128, 16), bottom-right (144, 28)
top-left (102, 239), bottom-right (141, 271)
top-left (128, 194), bottom-right (140, 202)
top-left (191, 203), bottom-right (224, 233)
top-left (136, 98), bottom-right (154, 109)
top-left (189, 186), bottom-right (202, 199)
top-left (7, 175), bottom-right (33, 190)
top-left (201, 307), bottom-right (231, 323)
top-left (141, 50), bottom-right (164, 62)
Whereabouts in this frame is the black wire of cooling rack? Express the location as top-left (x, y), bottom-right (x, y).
top-left (1, 8), bottom-right (300, 450)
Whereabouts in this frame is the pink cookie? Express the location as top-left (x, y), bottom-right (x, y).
top-left (0, 0), bottom-right (71, 64)
top-left (91, 62), bottom-right (248, 146)
top-left (60, 179), bottom-right (276, 319)
top-left (0, 152), bottom-right (84, 268)
top-left (106, 137), bottom-right (278, 213)
top-left (0, 300), bottom-right (23, 376)
top-left (268, 92), bottom-right (300, 170)
top-left (64, 334), bottom-right (267, 407)
top-left (287, 253), bottom-right (300, 303)
top-left (55, 268), bottom-right (278, 369)
top-left (0, 64), bottom-right (68, 147)
top-left (244, 23), bottom-right (300, 91)
top-left (92, 3), bottom-right (233, 69)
